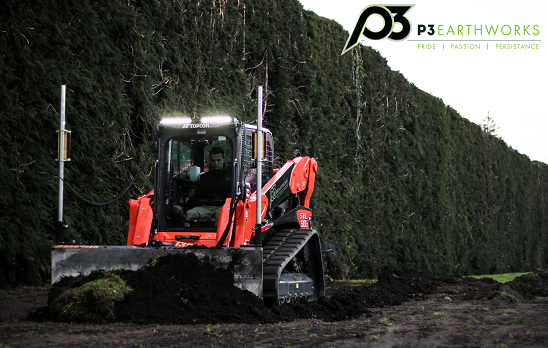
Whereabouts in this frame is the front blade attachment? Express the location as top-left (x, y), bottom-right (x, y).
top-left (51, 245), bottom-right (263, 297)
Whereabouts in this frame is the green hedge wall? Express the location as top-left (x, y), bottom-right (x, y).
top-left (1, 0), bottom-right (546, 285)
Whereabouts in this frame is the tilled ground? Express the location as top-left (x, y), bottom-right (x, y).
top-left (1, 258), bottom-right (548, 347)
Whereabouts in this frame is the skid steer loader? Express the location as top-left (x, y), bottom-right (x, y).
top-left (51, 97), bottom-right (325, 305)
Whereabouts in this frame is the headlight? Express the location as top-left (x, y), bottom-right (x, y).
top-left (160, 117), bottom-right (192, 125)
top-left (200, 116), bottom-right (233, 124)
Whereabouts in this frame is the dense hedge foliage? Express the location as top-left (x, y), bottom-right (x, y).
top-left (1, 0), bottom-right (546, 285)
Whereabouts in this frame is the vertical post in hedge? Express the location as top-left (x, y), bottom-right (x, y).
top-left (254, 85), bottom-right (263, 246)
top-left (56, 85), bottom-right (67, 244)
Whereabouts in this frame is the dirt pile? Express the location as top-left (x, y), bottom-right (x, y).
top-left (114, 253), bottom-right (270, 324)
top-left (505, 270), bottom-right (548, 299)
top-left (38, 253), bottom-right (273, 325)
top-left (34, 254), bottom-right (548, 325)
top-left (275, 270), bottom-right (444, 322)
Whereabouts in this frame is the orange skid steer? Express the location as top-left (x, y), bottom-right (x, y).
top-left (52, 107), bottom-right (325, 305)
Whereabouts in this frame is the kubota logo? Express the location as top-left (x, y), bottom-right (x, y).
top-left (342, 4), bottom-right (414, 55)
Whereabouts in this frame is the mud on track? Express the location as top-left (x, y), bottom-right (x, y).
top-left (1, 254), bottom-right (548, 347)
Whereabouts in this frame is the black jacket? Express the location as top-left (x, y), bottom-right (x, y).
top-left (191, 168), bottom-right (231, 206)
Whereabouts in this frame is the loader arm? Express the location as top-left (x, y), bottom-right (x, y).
top-left (127, 191), bottom-right (154, 246)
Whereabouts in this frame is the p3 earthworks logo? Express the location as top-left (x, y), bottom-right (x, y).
top-left (341, 4), bottom-right (541, 55)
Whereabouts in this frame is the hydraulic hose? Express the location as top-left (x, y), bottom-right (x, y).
top-left (58, 147), bottom-right (154, 207)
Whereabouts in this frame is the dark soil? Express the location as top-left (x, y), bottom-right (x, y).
top-left (31, 254), bottom-right (463, 324)
top-left (2, 256), bottom-right (548, 347)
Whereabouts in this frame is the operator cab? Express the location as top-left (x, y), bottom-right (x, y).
top-left (153, 116), bottom-right (274, 246)
top-left (164, 136), bottom-right (233, 228)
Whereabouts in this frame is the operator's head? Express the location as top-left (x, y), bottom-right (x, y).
top-left (209, 147), bottom-right (225, 171)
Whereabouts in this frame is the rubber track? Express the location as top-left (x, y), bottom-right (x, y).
top-left (262, 229), bottom-right (320, 304)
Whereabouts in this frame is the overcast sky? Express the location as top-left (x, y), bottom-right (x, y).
top-left (298, 0), bottom-right (547, 164)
